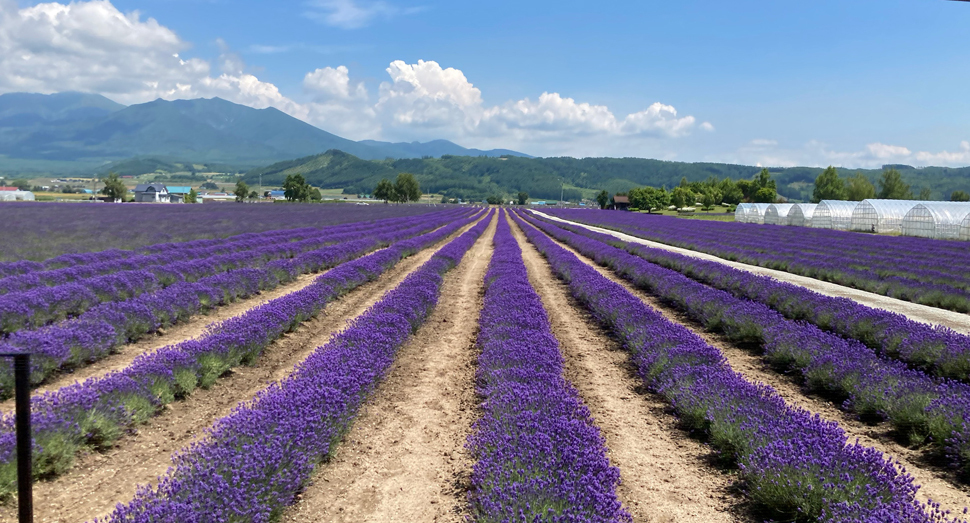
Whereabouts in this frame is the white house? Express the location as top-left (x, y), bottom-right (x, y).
top-left (134, 184), bottom-right (181, 203)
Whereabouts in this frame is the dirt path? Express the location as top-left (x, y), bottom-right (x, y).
top-left (281, 214), bottom-right (496, 523)
top-left (0, 217), bottom-right (485, 523)
top-left (511, 217), bottom-right (745, 523)
top-left (1, 272), bottom-right (324, 414)
top-left (522, 218), bottom-right (970, 516)
top-left (532, 211), bottom-right (970, 334)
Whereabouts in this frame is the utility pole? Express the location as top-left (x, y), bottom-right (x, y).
top-left (560, 178), bottom-right (564, 208)
top-left (259, 174), bottom-right (262, 201)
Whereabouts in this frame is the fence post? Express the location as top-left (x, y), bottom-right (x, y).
top-left (1, 353), bottom-right (32, 523)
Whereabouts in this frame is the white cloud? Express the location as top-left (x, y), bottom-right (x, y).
top-left (735, 140), bottom-right (970, 169)
top-left (0, 0), bottom-right (708, 157)
top-left (915, 141), bottom-right (970, 165)
top-left (700, 121), bottom-right (715, 132)
top-left (750, 139), bottom-right (778, 146)
top-left (303, 0), bottom-right (422, 29)
top-left (0, 0), bottom-right (305, 118)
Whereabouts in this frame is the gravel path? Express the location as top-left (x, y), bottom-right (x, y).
top-left (533, 211), bottom-right (970, 334)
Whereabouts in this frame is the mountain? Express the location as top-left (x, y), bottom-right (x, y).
top-left (243, 151), bottom-right (970, 203)
top-left (0, 92), bottom-right (124, 127)
top-left (357, 139), bottom-right (530, 159)
top-left (0, 92), bottom-right (531, 167)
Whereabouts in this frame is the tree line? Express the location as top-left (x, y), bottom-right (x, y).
top-left (812, 166), bottom-right (969, 202)
top-left (594, 168), bottom-right (779, 212)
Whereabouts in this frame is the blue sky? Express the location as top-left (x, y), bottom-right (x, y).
top-left (4, 0), bottom-right (970, 166)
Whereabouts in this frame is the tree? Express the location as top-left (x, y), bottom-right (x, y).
top-left (100, 172), bottom-right (128, 202)
top-left (720, 180), bottom-right (744, 205)
top-left (877, 168), bottom-right (912, 200)
top-left (701, 191), bottom-right (716, 210)
top-left (812, 166), bottom-right (846, 202)
top-left (374, 179), bottom-right (394, 203)
top-left (670, 186), bottom-right (695, 209)
top-left (394, 173), bottom-right (421, 203)
top-left (440, 194), bottom-right (449, 204)
top-left (517, 191), bottom-right (529, 205)
top-left (918, 187), bottom-right (932, 201)
top-left (234, 180), bottom-right (249, 202)
top-left (201, 181), bottom-right (219, 190)
top-left (186, 188), bottom-right (198, 204)
top-left (596, 190), bottom-right (610, 210)
top-left (309, 187), bottom-right (322, 202)
top-left (283, 174), bottom-right (311, 202)
top-left (846, 173), bottom-right (876, 201)
top-left (248, 190), bottom-right (259, 201)
top-left (753, 187), bottom-right (776, 203)
top-left (9, 179), bottom-right (30, 190)
top-left (629, 186), bottom-right (669, 213)
top-left (951, 190), bottom-right (970, 202)
top-left (486, 195), bottom-right (503, 205)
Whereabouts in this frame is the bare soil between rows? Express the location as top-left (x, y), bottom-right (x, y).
top-left (523, 216), bottom-right (970, 516)
top-left (511, 216), bottom-right (748, 523)
top-left (281, 213), bottom-right (496, 523)
top-left (0, 217), bottom-right (485, 523)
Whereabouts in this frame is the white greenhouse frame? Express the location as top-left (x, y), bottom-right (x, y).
top-left (812, 200), bottom-right (859, 230)
top-left (901, 202), bottom-right (970, 240)
top-left (850, 199), bottom-right (921, 234)
top-left (764, 204), bottom-right (796, 225)
top-left (735, 203), bottom-right (771, 224)
top-left (962, 214), bottom-right (970, 241)
top-left (788, 203), bottom-right (818, 227)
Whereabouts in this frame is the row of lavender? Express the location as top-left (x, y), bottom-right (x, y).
top-left (0, 211), bottom-right (464, 333)
top-left (533, 214), bottom-right (970, 383)
top-left (468, 213), bottom-right (628, 522)
top-left (0, 201), bottom-right (440, 263)
top-left (546, 209), bottom-right (970, 313)
top-left (0, 210), bottom-right (470, 397)
top-left (96, 212), bottom-right (492, 522)
top-left (522, 213), bottom-right (970, 482)
top-left (0, 210), bottom-right (486, 497)
top-left (512, 212), bottom-right (959, 522)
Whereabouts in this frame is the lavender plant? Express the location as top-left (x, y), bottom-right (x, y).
top-left (468, 212), bottom-right (629, 522)
top-left (94, 212), bottom-right (492, 523)
top-left (546, 209), bottom-right (970, 313)
top-left (0, 210), bottom-right (486, 497)
top-left (512, 212), bottom-right (961, 523)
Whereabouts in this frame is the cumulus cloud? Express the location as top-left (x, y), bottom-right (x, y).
top-left (0, 0), bottom-right (708, 156)
top-left (0, 0), bottom-right (306, 118)
top-left (735, 140), bottom-right (970, 169)
top-left (303, 0), bottom-right (423, 29)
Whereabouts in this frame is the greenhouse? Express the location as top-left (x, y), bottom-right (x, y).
top-left (901, 202), bottom-right (970, 240)
top-left (850, 199), bottom-right (921, 234)
top-left (962, 214), bottom-right (970, 241)
top-left (812, 200), bottom-right (859, 230)
top-left (788, 203), bottom-right (818, 227)
top-left (734, 203), bottom-right (772, 224)
top-left (764, 204), bottom-right (796, 225)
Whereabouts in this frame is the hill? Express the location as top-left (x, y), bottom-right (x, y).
top-left (243, 152), bottom-right (970, 202)
top-left (0, 92), bottom-right (530, 168)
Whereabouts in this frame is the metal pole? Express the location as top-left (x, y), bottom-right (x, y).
top-left (13, 354), bottom-right (32, 523)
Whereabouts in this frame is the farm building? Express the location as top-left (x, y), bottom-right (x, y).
top-left (901, 202), bottom-right (970, 240)
top-left (850, 199), bottom-right (920, 234)
top-left (0, 187), bottom-right (35, 201)
top-left (167, 186), bottom-right (193, 198)
top-left (764, 203), bottom-right (796, 225)
top-left (134, 184), bottom-right (182, 203)
top-left (612, 195), bottom-right (630, 211)
top-left (788, 203), bottom-right (818, 227)
top-left (812, 200), bottom-right (859, 230)
top-left (734, 203), bottom-right (771, 224)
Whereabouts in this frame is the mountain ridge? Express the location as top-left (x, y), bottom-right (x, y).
top-left (0, 92), bottom-right (530, 165)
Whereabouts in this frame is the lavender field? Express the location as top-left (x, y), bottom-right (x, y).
top-left (1, 204), bottom-right (969, 523)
